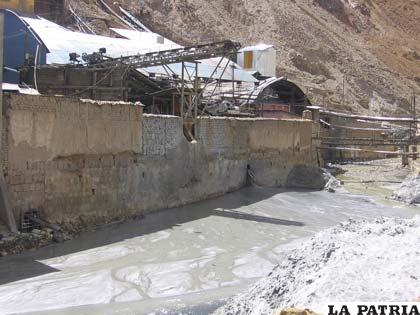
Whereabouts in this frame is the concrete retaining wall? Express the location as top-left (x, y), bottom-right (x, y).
top-left (1, 94), bottom-right (315, 227)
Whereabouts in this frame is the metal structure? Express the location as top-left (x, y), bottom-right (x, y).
top-left (82, 40), bottom-right (240, 69)
top-left (80, 40), bottom-right (240, 140)
top-left (312, 105), bottom-right (419, 165)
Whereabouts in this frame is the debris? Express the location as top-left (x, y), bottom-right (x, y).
top-left (322, 170), bottom-right (342, 192)
top-left (31, 229), bottom-right (42, 235)
top-left (0, 232), bottom-right (52, 256)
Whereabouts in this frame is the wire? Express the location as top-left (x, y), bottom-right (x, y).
top-left (34, 44), bottom-right (39, 91)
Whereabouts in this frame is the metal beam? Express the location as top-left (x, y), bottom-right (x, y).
top-left (90, 40), bottom-right (241, 69)
top-left (318, 109), bottom-right (418, 123)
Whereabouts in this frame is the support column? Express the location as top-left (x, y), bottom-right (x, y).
top-left (180, 61), bottom-right (185, 118)
top-left (412, 145), bottom-right (417, 161)
top-left (402, 145), bottom-right (409, 167)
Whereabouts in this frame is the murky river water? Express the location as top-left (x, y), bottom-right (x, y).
top-left (0, 185), bottom-right (418, 315)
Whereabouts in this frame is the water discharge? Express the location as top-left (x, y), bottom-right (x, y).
top-left (0, 186), bottom-right (418, 315)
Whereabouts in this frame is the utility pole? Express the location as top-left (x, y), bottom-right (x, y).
top-left (411, 92), bottom-right (417, 161)
top-left (342, 75), bottom-right (345, 107)
top-left (194, 61), bottom-right (199, 138)
top-left (231, 64), bottom-right (235, 102)
top-left (180, 61), bottom-right (185, 118)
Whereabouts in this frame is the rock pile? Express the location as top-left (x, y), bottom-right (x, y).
top-left (0, 228), bottom-right (54, 256)
top-left (391, 175), bottom-right (420, 204)
top-left (213, 216), bottom-right (420, 315)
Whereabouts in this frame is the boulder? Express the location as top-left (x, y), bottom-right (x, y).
top-left (286, 165), bottom-right (341, 191)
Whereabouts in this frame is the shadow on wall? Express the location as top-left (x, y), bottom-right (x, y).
top-left (0, 185), bottom-right (309, 285)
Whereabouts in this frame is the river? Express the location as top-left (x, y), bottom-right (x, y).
top-left (0, 180), bottom-right (418, 314)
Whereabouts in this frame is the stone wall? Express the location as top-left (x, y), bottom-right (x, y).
top-left (1, 94), bottom-right (316, 228)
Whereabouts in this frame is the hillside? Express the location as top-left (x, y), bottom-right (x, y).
top-left (64, 0), bottom-right (420, 115)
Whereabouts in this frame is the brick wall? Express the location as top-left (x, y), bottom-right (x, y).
top-left (198, 117), bottom-right (249, 156)
top-left (142, 114), bottom-right (183, 157)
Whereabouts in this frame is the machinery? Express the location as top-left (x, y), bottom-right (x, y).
top-left (28, 40), bottom-right (241, 141)
top-left (76, 40), bottom-right (241, 69)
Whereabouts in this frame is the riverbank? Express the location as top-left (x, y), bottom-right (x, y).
top-left (0, 183), bottom-right (418, 315)
top-left (332, 158), bottom-right (410, 201)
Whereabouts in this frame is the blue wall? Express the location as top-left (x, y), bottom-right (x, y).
top-left (2, 10), bottom-right (47, 84)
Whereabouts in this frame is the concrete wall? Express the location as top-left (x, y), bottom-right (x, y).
top-left (1, 94), bottom-right (315, 228)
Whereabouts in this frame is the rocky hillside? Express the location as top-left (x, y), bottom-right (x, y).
top-left (65, 0), bottom-right (420, 115)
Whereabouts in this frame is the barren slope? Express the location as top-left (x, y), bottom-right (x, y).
top-left (67, 0), bottom-right (420, 115)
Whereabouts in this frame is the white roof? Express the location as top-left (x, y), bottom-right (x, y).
top-left (22, 17), bottom-right (158, 64)
top-left (239, 44), bottom-right (274, 52)
top-left (110, 28), bottom-right (181, 51)
top-left (3, 83), bottom-right (40, 95)
top-left (20, 16), bottom-right (257, 82)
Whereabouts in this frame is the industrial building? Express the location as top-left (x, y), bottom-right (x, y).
top-left (1, 8), bottom-right (310, 122)
top-left (2, 9), bottom-right (47, 84)
top-left (237, 43), bottom-right (277, 78)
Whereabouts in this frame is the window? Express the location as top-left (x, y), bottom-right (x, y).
top-left (244, 51), bottom-right (253, 69)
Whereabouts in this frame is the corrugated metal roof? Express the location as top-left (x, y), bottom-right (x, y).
top-left (110, 28), bottom-right (181, 51)
top-left (20, 16), bottom-right (257, 82)
top-left (22, 17), bottom-right (147, 64)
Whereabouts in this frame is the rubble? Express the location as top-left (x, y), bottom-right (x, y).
top-left (0, 228), bottom-right (54, 256)
top-left (0, 214), bottom-right (145, 256)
